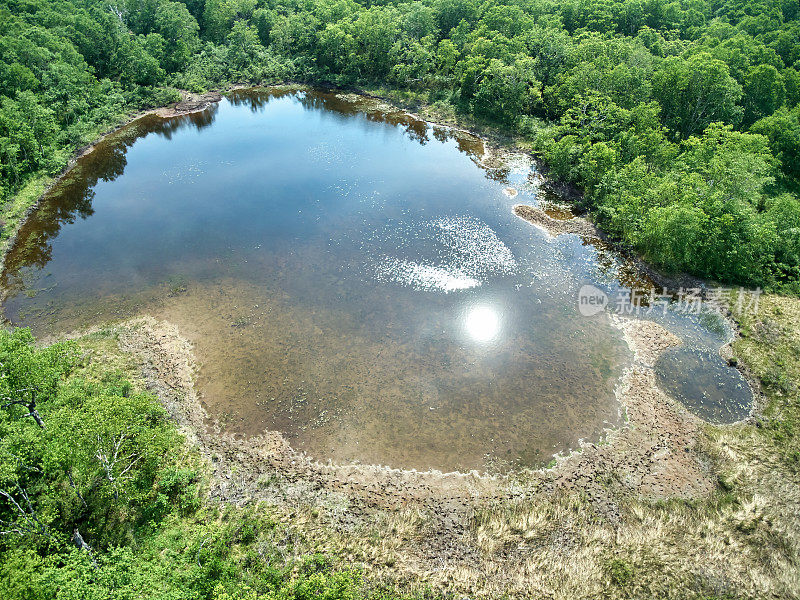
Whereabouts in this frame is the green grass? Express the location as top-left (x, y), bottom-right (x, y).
top-left (0, 172), bottom-right (50, 252)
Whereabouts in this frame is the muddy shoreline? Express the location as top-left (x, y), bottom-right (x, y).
top-left (81, 312), bottom-right (717, 595)
top-left (109, 312), bottom-right (713, 499)
top-left (512, 201), bottom-right (761, 414)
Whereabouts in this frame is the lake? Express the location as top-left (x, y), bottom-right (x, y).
top-left (1, 88), bottom-right (751, 472)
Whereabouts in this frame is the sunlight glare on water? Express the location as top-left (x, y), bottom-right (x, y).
top-left (365, 216), bottom-right (517, 293)
top-left (464, 306), bottom-right (501, 342)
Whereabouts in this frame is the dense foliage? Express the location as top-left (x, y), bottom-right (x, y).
top-left (0, 0), bottom-right (798, 288)
top-left (0, 329), bottom-right (383, 599)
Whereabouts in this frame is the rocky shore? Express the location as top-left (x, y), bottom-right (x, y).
top-left (513, 203), bottom-right (599, 237)
top-left (152, 91), bottom-right (222, 118)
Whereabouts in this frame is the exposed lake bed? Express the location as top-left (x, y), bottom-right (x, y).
top-left (53, 306), bottom-right (719, 598)
top-left (1, 86), bottom-right (753, 479)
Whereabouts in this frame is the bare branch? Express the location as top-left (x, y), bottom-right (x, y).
top-left (94, 429), bottom-right (147, 500)
top-left (72, 528), bottom-right (99, 568)
top-left (68, 470), bottom-right (87, 508)
top-left (0, 485), bottom-right (49, 538)
top-left (2, 388), bottom-right (45, 428)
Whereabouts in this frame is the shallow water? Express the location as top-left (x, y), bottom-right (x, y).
top-left (1, 88), bottom-right (750, 472)
top-left (654, 347), bottom-right (752, 424)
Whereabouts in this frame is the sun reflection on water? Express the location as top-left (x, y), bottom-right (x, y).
top-left (464, 305), bottom-right (501, 342)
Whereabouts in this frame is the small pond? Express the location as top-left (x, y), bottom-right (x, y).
top-left (1, 89), bottom-right (751, 472)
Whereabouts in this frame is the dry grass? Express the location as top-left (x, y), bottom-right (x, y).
top-left (466, 478), bottom-right (799, 598)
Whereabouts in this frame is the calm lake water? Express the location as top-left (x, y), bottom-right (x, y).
top-left (1, 89), bottom-right (751, 471)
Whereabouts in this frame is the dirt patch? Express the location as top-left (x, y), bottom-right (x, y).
top-left (153, 91), bottom-right (222, 118)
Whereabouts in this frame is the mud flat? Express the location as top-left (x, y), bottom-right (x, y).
top-left (90, 309), bottom-right (716, 596)
top-left (513, 203), bottom-right (599, 238)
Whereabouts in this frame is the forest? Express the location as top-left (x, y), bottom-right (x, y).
top-left (0, 0), bottom-right (799, 289)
